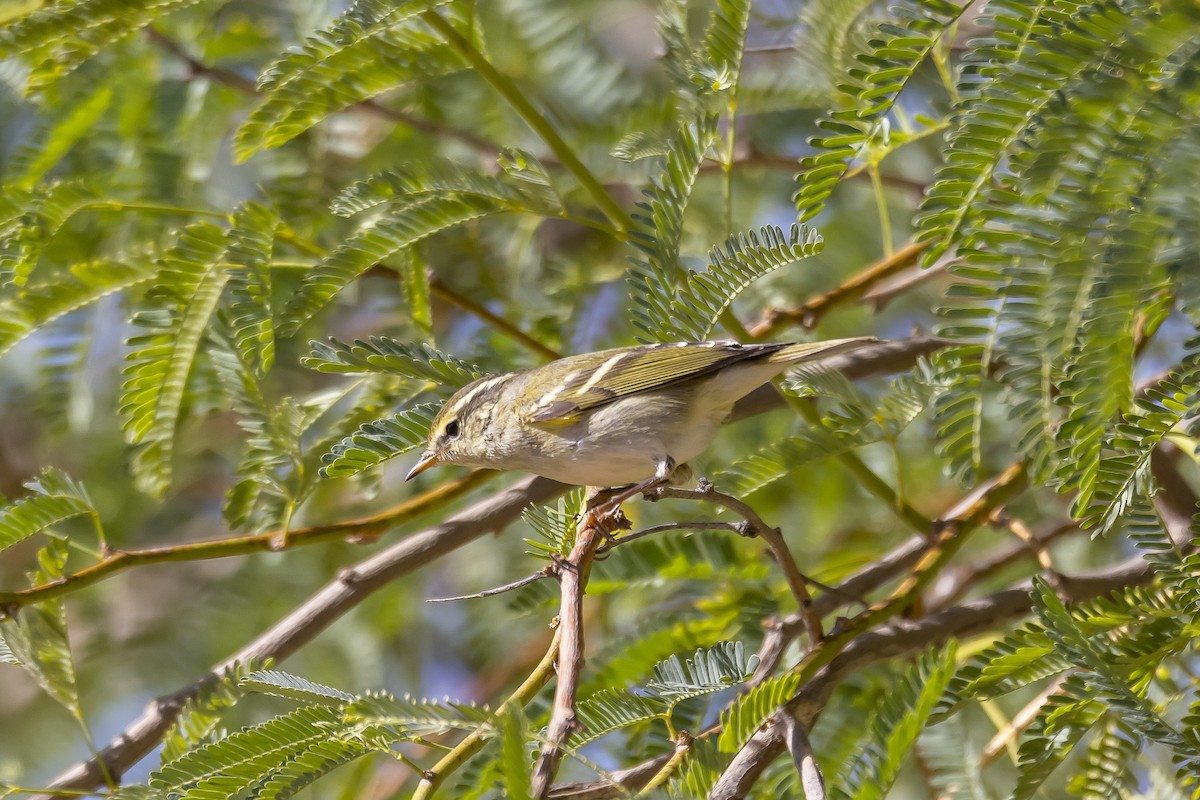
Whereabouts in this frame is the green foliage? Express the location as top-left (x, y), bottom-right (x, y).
top-left (521, 488), bottom-right (585, 561)
top-left (3, 0), bottom-right (1200, 796)
top-left (302, 337), bottom-right (482, 384)
top-left (1, 540), bottom-right (82, 717)
top-left (319, 402), bottom-right (439, 478)
top-left (0, 467), bottom-right (97, 554)
top-left (568, 641), bottom-right (758, 751)
top-left (830, 644), bottom-right (959, 800)
top-left (794, 0), bottom-right (966, 221)
top-left (716, 360), bottom-right (941, 496)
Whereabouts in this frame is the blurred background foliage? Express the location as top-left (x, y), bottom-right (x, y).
top-left (0, 0), bottom-right (1199, 797)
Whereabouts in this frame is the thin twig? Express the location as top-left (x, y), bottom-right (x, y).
top-left (430, 278), bottom-right (562, 361)
top-left (426, 567), bottom-right (554, 603)
top-left (0, 471), bottom-right (492, 614)
top-left (652, 486), bottom-right (824, 642)
top-left (748, 240), bottom-right (929, 339)
top-left (531, 503), bottom-right (627, 797)
top-left (594, 521), bottom-right (741, 555)
top-left (412, 629), bottom-right (563, 799)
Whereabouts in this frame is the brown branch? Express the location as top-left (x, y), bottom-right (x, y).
top-left (748, 240), bottom-right (929, 339)
top-left (708, 560), bottom-right (1153, 799)
top-left (531, 506), bottom-right (626, 798)
top-left (653, 485), bottom-right (824, 641)
top-left (0, 471), bottom-right (492, 614)
top-left (430, 277), bottom-right (562, 361)
top-left (782, 716), bottom-right (826, 800)
top-left (37, 475), bottom-right (567, 795)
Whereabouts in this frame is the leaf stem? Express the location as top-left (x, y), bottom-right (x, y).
top-left (412, 629), bottom-right (562, 799)
top-left (422, 11), bottom-right (632, 233)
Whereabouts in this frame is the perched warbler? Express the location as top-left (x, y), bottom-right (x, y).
top-left (406, 338), bottom-right (876, 490)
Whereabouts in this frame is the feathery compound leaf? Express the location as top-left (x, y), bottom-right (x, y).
top-left (568, 642), bottom-right (757, 752)
top-left (1010, 679), bottom-right (1103, 800)
top-left (522, 489), bottom-right (585, 561)
top-left (161, 661), bottom-right (264, 764)
top-left (234, 3), bottom-right (463, 159)
top-left (830, 643), bottom-right (958, 800)
top-left (0, 467), bottom-right (97, 554)
top-left (1067, 716), bottom-right (1140, 800)
top-left (0, 0), bottom-right (206, 88)
top-left (499, 705), bottom-right (533, 800)
top-left (717, 672), bottom-right (801, 753)
top-left (119, 221), bottom-right (231, 497)
top-left (150, 705), bottom-right (367, 800)
top-left (331, 159), bottom-right (550, 218)
top-left (342, 692), bottom-right (492, 738)
top-left (241, 670), bottom-right (356, 705)
top-left (716, 364), bottom-right (939, 496)
top-left (566, 688), bottom-right (667, 752)
top-left (302, 337), bottom-right (482, 385)
top-left (917, 715), bottom-right (992, 800)
top-left (646, 641), bottom-right (758, 700)
top-left (628, 113), bottom-right (719, 341)
top-left (225, 203), bottom-right (279, 377)
top-left (1069, 345), bottom-right (1200, 536)
top-left (0, 257), bottom-right (155, 357)
top-left (795, 0), bottom-right (966, 221)
top-left (0, 180), bottom-right (102, 287)
top-left (657, 224), bottom-right (825, 342)
top-left (0, 632), bottom-right (15, 664)
top-left (693, 0), bottom-right (752, 93)
top-left (1032, 578), bottom-right (1195, 755)
top-left (319, 403), bottom-right (439, 478)
top-left (0, 540), bottom-right (81, 716)
top-left (279, 193), bottom-right (503, 336)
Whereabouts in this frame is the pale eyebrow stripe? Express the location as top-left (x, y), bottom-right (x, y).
top-left (446, 376), bottom-right (504, 416)
top-left (577, 352), bottom-right (629, 394)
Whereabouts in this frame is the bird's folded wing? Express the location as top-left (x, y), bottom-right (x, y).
top-left (524, 341), bottom-right (787, 423)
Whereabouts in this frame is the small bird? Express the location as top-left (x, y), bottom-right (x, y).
top-left (406, 338), bottom-right (876, 491)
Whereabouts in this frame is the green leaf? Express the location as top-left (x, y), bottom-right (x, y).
top-left (796, 0), bottom-right (966, 221)
top-left (0, 540), bottom-right (81, 716)
top-left (233, 1), bottom-right (463, 159)
top-left (627, 112), bottom-right (719, 340)
top-left (150, 705), bottom-right (369, 800)
top-left (319, 403), bottom-right (439, 478)
top-left (302, 337), bottom-right (482, 385)
top-left (279, 193), bottom-right (504, 336)
top-left (225, 202), bottom-right (279, 377)
top-left (161, 661), bottom-right (263, 764)
top-left (119, 221), bottom-right (231, 497)
top-left (830, 642), bottom-right (959, 800)
top-left (0, 257), bottom-right (155, 357)
top-left (0, 467), bottom-right (97, 554)
top-left (499, 705), bottom-right (533, 800)
top-left (522, 489), bottom-right (585, 561)
top-left (0, 632), bottom-right (15, 664)
top-left (241, 670), bottom-right (356, 705)
top-left (717, 672), bottom-right (801, 753)
top-left (342, 692), bottom-right (492, 738)
top-left (11, 84), bottom-right (113, 188)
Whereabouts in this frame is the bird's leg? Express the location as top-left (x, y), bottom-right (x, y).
top-left (584, 457), bottom-right (678, 525)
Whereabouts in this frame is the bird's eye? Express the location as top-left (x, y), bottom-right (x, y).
top-left (445, 420), bottom-right (460, 438)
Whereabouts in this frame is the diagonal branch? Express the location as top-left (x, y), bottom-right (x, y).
top-left (0, 471), bottom-right (491, 613)
top-left (37, 475), bottom-right (566, 794)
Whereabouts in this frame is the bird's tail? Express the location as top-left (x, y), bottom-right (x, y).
top-left (768, 337), bottom-right (879, 365)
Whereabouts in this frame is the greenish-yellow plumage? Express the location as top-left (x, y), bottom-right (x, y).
top-left (407, 338), bottom-right (877, 488)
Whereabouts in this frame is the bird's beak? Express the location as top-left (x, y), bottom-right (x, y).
top-left (405, 451), bottom-right (441, 481)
